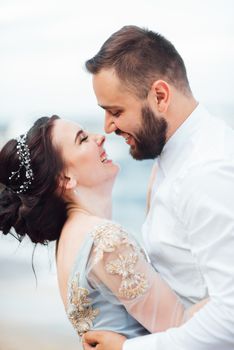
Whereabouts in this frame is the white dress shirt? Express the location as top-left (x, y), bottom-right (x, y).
top-left (124, 104), bottom-right (234, 349)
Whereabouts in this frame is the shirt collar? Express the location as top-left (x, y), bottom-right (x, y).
top-left (158, 103), bottom-right (208, 175)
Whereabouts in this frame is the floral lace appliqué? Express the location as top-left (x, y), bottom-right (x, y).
top-left (106, 252), bottom-right (148, 299)
top-left (92, 222), bottom-right (148, 299)
top-left (92, 222), bottom-right (131, 264)
top-left (67, 273), bottom-right (99, 337)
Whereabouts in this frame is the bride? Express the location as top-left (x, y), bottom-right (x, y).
top-left (0, 115), bottom-right (207, 342)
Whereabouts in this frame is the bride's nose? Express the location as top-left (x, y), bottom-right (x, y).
top-left (95, 134), bottom-right (106, 146)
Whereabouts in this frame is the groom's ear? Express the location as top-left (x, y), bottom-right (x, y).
top-left (149, 79), bottom-right (170, 113)
top-left (58, 174), bottom-right (77, 190)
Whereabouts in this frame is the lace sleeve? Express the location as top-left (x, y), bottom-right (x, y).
top-left (87, 221), bottom-right (191, 333)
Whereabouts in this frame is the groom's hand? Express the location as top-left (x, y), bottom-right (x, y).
top-left (82, 330), bottom-right (126, 350)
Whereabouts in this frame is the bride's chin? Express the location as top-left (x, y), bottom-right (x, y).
top-left (113, 163), bottom-right (121, 176)
top-left (107, 164), bottom-right (120, 184)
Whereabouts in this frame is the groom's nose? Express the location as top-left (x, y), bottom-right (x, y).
top-left (104, 112), bottom-right (117, 134)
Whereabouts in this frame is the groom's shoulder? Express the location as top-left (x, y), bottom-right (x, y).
top-left (187, 112), bottom-right (234, 169)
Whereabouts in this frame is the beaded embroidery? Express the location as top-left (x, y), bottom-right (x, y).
top-left (67, 273), bottom-right (99, 337)
top-left (106, 252), bottom-right (149, 299)
top-left (8, 134), bottom-right (34, 193)
top-left (92, 222), bottom-right (131, 264)
top-left (92, 222), bottom-right (148, 299)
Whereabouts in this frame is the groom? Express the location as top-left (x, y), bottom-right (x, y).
top-left (83, 25), bottom-right (234, 349)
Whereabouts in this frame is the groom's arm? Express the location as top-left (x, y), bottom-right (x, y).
top-left (123, 162), bottom-right (234, 350)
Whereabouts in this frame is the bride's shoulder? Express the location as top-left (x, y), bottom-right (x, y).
top-left (90, 220), bottom-right (141, 261)
top-left (91, 219), bottom-right (128, 240)
top-left (56, 216), bottom-right (108, 304)
top-left (59, 215), bottom-right (105, 250)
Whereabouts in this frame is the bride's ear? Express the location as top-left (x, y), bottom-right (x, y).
top-left (58, 174), bottom-right (77, 190)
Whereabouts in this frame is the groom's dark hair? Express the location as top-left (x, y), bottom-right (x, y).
top-left (85, 25), bottom-right (191, 99)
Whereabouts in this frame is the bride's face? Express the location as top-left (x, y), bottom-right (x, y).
top-left (52, 119), bottom-right (119, 189)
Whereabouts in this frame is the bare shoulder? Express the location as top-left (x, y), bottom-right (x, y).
top-left (57, 215), bottom-right (105, 267)
top-left (56, 215), bottom-right (105, 307)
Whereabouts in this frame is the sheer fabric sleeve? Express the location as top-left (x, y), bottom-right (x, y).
top-left (87, 222), bottom-right (192, 333)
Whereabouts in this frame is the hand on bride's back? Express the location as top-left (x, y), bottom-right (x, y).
top-left (82, 330), bottom-right (126, 350)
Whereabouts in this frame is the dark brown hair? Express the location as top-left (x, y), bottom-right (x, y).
top-left (86, 25), bottom-right (191, 98)
top-left (0, 116), bottom-right (67, 245)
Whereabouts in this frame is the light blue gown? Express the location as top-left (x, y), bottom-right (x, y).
top-left (66, 221), bottom-right (185, 340)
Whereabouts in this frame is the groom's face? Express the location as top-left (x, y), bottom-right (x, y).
top-left (93, 68), bottom-right (168, 160)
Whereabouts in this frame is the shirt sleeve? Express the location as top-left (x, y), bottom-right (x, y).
top-left (86, 221), bottom-right (189, 333)
top-left (124, 161), bottom-right (234, 350)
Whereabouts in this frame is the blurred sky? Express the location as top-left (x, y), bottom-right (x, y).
top-left (0, 3), bottom-right (233, 348)
top-left (0, 0), bottom-right (234, 129)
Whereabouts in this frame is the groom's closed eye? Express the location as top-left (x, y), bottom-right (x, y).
top-left (109, 110), bottom-right (122, 117)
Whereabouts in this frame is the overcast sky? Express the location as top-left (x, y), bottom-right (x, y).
top-left (1, 0), bottom-right (234, 125)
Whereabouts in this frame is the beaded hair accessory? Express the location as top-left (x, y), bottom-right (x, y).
top-left (8, 134), bottom-right (34, 194)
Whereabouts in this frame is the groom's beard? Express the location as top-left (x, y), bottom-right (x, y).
top-left (130, 105), bottom-right (168, 160)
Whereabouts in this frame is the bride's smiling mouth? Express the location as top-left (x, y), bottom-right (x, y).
top-left (100, 150), bottom-right (112, 164)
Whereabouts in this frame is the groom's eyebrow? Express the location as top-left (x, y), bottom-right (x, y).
top-left (74, 129), bottom-right (84, 143)
top-left (99, 104), bottom-right (122, 110)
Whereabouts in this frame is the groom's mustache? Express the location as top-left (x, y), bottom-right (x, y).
top-left (115, 129), bottom-right (122, 135)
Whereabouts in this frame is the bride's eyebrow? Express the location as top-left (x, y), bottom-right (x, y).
top-left (74, 129), bottom-right (84, 144)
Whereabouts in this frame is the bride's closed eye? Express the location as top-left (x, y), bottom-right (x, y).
top-left (80, 134), bottom-right (88, 143)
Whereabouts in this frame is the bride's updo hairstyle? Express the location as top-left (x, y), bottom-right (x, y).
top-left (0, 116), bottom-right (67, 244)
